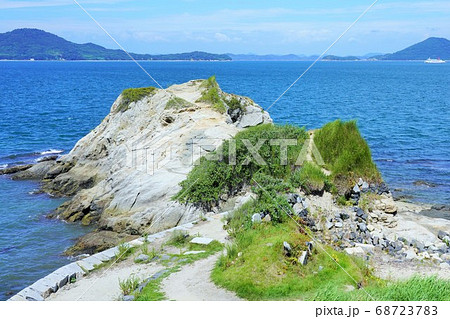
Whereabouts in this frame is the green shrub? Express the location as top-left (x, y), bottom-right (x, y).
top-left (314, 120), bottom-right (381, 191)
top-left (174, 124), bottom-right (307, 209)
top-left (227, 97), bottom-right (244, 111)
top-left (196, 75), bottom-right (226, 113)
top-left (117, 86), bottom-right (157, 112)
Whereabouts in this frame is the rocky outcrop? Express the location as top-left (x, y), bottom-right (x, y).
top-left (22, 79), bottom-right (271, 254)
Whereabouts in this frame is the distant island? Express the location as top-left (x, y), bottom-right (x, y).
top-left (0, 29), bottom-right (231, 61)
top-left (0, 28), bottom-right (449, 61)
top-left (373, 37), bottom-right (450, 60)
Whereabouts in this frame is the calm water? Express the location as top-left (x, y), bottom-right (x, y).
top-left (0, 61), bottom-right (449, 299)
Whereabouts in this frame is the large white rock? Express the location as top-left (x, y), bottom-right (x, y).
top-left (42, 80), bottom-right (272, 239)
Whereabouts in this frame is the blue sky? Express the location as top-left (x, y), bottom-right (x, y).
top-left (0, 0), bottom-right (449, 55)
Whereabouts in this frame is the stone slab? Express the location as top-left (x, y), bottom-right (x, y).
top-left (190, 237), bottom-right (214, 245)
top-left (184, 251), bottom-right (206, 255)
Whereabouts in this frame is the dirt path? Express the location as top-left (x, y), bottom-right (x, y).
top-left (161, 254), bottom-right (242, 301)
top-left (47, 213), bottom-right (239, 301)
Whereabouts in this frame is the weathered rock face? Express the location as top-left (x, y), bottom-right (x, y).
top-left (38, 79), bottom-right (271, 252)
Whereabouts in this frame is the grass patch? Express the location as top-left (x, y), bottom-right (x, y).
top-left (196, 75), bottom-right (226, 113)
top-left (314, 120), bottom-right (381, 192)
top-left (165, 96), bottom-right (194, 110)
top-left (290, 162), bottom-right (331, 195)
top-left (226, 96), bottom-right (245, 111)
top-left (119, 276), bottom-right (140, 296)
top-left (212, 219), bottom-right (372, 300)
top-left (165, 230), bottom-right (190, 247)
top-left (312, 276), bottom-right (450, 301)
top-left (174, 124), bottom-right (307, 210)
top-left (117, 86), bottom-right (157, 112)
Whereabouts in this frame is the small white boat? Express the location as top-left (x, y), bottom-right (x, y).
top-left (425, 57), bottom-right (445, 64)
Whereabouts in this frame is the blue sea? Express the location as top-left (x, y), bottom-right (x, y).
top-left (0, 61), bottom-right (449, 299)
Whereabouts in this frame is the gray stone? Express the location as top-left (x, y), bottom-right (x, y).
top-left (372, 236), bottom-right (380, 246)
top-left (237, 106), bottom-right (264, 128)
top-left (353, 184), bottom-right (361, 193)
top-left (335, 222), bottom-right (343, 228)
top-left (283, 241), bottom-right (292, 256)
top-left (190, 237), bottom-right (214, 245)
top-left (355, 208), bottom-right (364, 218)
top-left (123, 295), bottom-right (135, 301)
top-left (76, 255), bottom-right (103, 272)
top-left (17, 287), bottom-right (44, 301)
top-left (298, 251), bottom-right (308, 265)
top-left (184, 251), bottom-right (206, 255)
top-left (326, 221), bottom-right (334, 230)
top-left (135, 254), bottom-right (149, 263)
top-left (306, 241), bottom-right (313, 255)
top-left (358, 222), bottom-right (367, 232)
top-left (361, 182), bottom-right (369, 191)
top-left (251, 213), bottom-right (261, 223)
top-left (438, 230), bottom-right (450, 240)
top-left (345, 246), bottom-right (365, 256)
top-left (340, 212), bottom-right (350, 220)
top-left (358, 178), bottom-right (364, 186)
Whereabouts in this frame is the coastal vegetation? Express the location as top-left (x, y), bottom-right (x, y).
top-left (174, 123), bottom-right (308, 209)
top-left (211, 199), bottom-right (450, 301)
top-left (165, 96), bottom-right (194, 109)
top-left (175, 119), bottom-right (379, 208)
top-left (117, 86), bottom-right (157, 112)
top-left (196, 76), bottom-right (227, 113)
top-left (314, 120), bottom-right (381, 192)
top-left (212, 209), bottom-right (372, 300)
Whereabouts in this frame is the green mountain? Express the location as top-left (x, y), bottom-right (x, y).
top-left (375, 37), bottom-right (450, 60)
top-left (0, 28), bottom-right (231, 61)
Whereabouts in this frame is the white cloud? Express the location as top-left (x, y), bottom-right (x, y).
top-left (214, 32), bottom-right (231, 42)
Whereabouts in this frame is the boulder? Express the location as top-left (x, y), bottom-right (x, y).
top-left (283, 241), bottom-right (292, 256)
top-left (358, 222), bottom-right (367, 232)
top-left (298, 251), bottom-right (308, 265)
top-left (251, 213), bottom-right (262, 224)
top-left (438, 230), bottom-right (449, 240)
top-left (135, 254), bottom-right (149, 263)
top-left (344, 246), bottom-right (365, 256)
